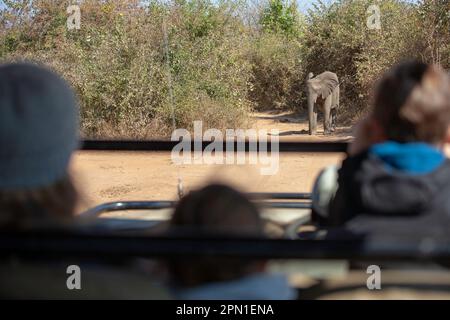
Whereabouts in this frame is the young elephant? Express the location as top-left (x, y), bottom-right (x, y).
top-left (306, 71), bottom-right (340, 135)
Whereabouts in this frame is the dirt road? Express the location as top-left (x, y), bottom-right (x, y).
top-left (72, 111), bottom-right (351, 208)
top-left (251, 111), bottom-right (352, 141)
top-left (72, 151), bottom-right (344, 205)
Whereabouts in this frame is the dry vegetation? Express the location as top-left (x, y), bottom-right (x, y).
top-left (1, 0), bottom-right (448, 138)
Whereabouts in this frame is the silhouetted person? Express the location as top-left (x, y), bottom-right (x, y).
top-left (168, 183), bottom-right (296, 299)
top-left (314, 61), bottom-right (450, 238)
top-left (0, 63), bottom-right (79, 229)
top-left (0, 63), bottom-right (170, 299)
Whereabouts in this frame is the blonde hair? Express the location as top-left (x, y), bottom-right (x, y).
top-left (373, 61), bottom-right (450, 143)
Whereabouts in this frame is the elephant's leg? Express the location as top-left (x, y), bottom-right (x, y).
top-left (323, 96), bottom-right (332, 135)
top-left (330, 108), bottom-right (337, 132)
top-left (331, 86), bottom-right (339, 132)
top-left (308, 104), bottom-right (318, 135)
top-left (313, 109), bottom-right (318, 134)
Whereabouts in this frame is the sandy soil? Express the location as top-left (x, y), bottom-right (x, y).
top-left (250, 111), bottom-right (353, 141)
top-left (72, 150), bottom-right (344, 205)
top-left (72, 111), bottom-right (350, 208)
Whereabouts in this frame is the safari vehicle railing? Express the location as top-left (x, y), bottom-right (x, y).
top-left (2, 141), bottom-right (450, 266)
top-left (3, 139), bottom-right (450, 301)
top-left (81, 140), bottom-right (349, 153)
top-left (80, 139), bottom-right (344, 217)
top-left (1, 231), bottom-right (450, 263)
top-left (81, 193), bottom-right (312, 218)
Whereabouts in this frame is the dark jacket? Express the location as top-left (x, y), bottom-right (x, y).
top-left (325, 146), bottom-right (450, 238)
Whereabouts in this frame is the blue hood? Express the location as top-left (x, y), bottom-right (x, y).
top-left (173, 273), bottom-right (296, 300)
top-left (369, 141), bottom-right (445, 175)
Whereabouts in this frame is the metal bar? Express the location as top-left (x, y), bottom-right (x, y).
top-left (80, 200), bottom-right (312, 218)
top-left (248, 192), bottom-right (311, 200)
top-left (81, 140), bottom-right (349, 153)
top-left (260, 202), bottom-right (311, 209)
top-left (1, 232), bottom-right (449, 261)
top-left (81, 201), bottom-right (176, 218)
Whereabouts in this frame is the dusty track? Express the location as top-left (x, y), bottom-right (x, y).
top-left (72, 151), bottom-right (345, 205)
top-left (251, 111), bottom-right (352, 141)
top-left (72, 111), bottom-right (351, 208)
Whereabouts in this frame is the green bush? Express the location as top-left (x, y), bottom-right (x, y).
top-left (303, 0), bottom-right (422, 122)
top-left (260, 0), bottom-right (301, 37)
top-left (1, 0), bottom-right (448, 135)
top-left (248, 32), bottom-right (305, 111)
top-left (416, 0), bottom-right (450, 67)
top-left (1, 0), bottom-right (252, 138)
top-left (162, 0), bottom-right (253, 132)
top-left (248, 0), bottom-right (306, 112)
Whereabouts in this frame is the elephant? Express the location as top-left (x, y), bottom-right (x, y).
top-left (306, 71), bottom-right (340, 135)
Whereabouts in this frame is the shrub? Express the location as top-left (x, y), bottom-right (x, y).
top-left (1, 0), bottom-right (448, 134)
top-left (248, 32), bottom-right (305, 111)
top-left (1, 0), bottom-right (252, 138)
top-left (303, 0), bottom-right (425, 122)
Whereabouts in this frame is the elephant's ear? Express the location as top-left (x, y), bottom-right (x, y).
top-left (318, 73), bottom-right (339, 99)
top-left (309, 80), bottom-right (322, 97)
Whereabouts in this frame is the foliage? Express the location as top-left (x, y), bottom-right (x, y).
top-left (1, 0), bottom-right (448, 136)
top-left (1, 0), bottom-right (252, 138)
top-left (248, 32), bottom-right (305, 111)
top-left (260, 0), bottom-right (302, 37)
top-left (417, 0), bottom-right (450, 66)
top-left (302, 0), bottom-right (442, 122)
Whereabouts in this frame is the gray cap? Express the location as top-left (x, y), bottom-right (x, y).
top-left (0, 63), bottom-right (79, 190)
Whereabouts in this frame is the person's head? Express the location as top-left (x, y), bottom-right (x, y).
top-left (0, 63), bottom-right (79, 228)
top-left (371, 61), bottom-right (450, 144)
top-left (168, 183), bottom-right (266, 287)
